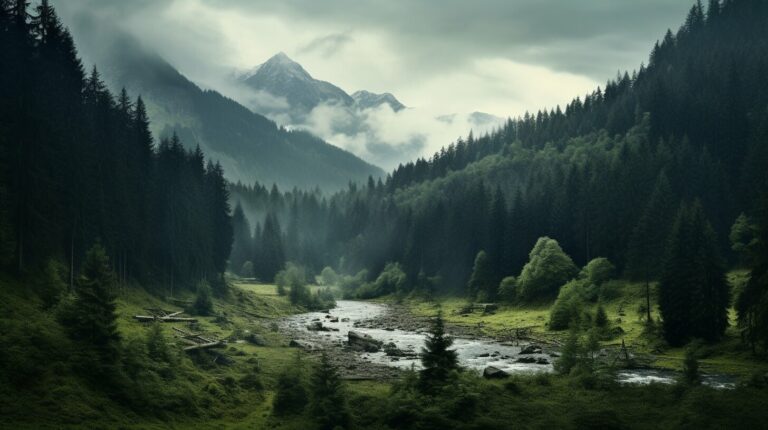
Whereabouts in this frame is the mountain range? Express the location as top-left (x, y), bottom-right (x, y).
top-left (72, 33), bottom-right (383, 190)
top-left (235, 52), bottom-right (405, 123)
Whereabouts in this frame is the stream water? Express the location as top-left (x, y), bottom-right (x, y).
top-left (282, 300), bottom-right (737, 389)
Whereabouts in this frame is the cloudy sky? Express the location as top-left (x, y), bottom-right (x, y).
top-left (55, 0), bottom-right (695, 168)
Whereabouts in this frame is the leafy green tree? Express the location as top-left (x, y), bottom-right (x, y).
top-left (277, 263), bottom-right (311, 306)
top-left (318, 266), bottom-right (339, 286)
top-left (309, 353), bottom-right (350, 430)
top-left (517, 237), bottom-right (578, 301)
top-left (736, 192), bottom-right (768, 354)
top-left (419, 311), bottom-right (459, 392)
top-left (497, 276), bottom-right (517, 302)
top-left (467, 250), bottom-right (495, 301)
top-left (193, 280), bottom-right (214, 316)
top-left (659, 201), bottom-right (729, 346)
top-left (549, 280), bottom-right (584, 330)
top-left (580, 258), bottom-right (615, 286)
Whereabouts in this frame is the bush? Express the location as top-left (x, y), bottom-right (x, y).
top-left (497, 276), bottom-right (517, 302)
top-left (357, 262), bottom-right (408, 299)
top-left (240, 261), bottom-right (254, 278)
top-left (36, 258), bottom-right (68, 309)
top-left (318, 266), bottom-right (340, 286)
top-left (517, 237), bottom-right (578, 301)
top-left (595, 304), bottom-right (608, 328)
top-left (193, 280), bottom-right (214, 316)
top-left (272, 368), bottom-right (307, 416)
top-left (549, 280), bottom-right (584, 330)
top-left (580, 257), bottom-right (615, 286)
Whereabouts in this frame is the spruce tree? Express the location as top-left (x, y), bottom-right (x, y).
top-left (419, 311), bottom-right (459, 392)
top-left (309, 353), bottom-right (350, 430)
top-left (63, 243), bottom-right (121, 371)
top-left (626, 172), bottom-right (676, 323)
top-left (230, 202), bottom-right (251, 275)
top-left (659, 201), bottom-right (729, 346)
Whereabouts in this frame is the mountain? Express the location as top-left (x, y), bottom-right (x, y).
top-left (237, 52), bottom-right (405, 119)
top-left (351, 90), bottom-right (405, 112)
top-left (76, 36), bottom-right (382, 190)
top-left (238, 52), bottom-right (354, 113)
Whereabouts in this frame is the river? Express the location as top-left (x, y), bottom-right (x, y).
top-left (281, 300), bottom-right (736, 389)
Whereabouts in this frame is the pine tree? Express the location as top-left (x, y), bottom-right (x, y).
top-left (309, 353), bottom-right (350, 430)
top-left (419, 311), bottom-right (459, 392)
top-left (229, 202), bottom-right (251, 275)
top-left (62, 243), bottom-right (120, 371)
top-left (659, 201), bottom-right (729, 346)
top-left (626, 172), bottom-right (676, 323)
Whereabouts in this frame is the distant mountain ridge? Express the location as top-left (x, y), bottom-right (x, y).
top-left (75, 35), bottom-right (383, 190)
top-left (236, 52), bottom-right (405, 119)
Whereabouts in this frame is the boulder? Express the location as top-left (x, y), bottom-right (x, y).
top-left (289, 339), bottom-right (319, 350)
top-left (307, 321), bottom-right (331, 331)
top-left (483, 366), bottom-right (510, 379)
top-left (348, 330), bottom-right (383, 352)
top-left (535, 357), bottom-right (550, 365)
top-left (516, 356), bottom-right (537, 364)
top-left (519, 344), bottom-right (543, 355)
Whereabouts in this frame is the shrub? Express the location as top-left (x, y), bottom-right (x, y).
top-left (549, 280), bottom-right (584, 330)
top-left (498, 276), bottom-right (517, 302)
top-left (240, 261), bottom-right (254, 278)
top-left (318, 266), bottom-right (340, 286)
top-left (193, 280), bottom-right (214, 316)
top-left (580, 257), bottom-right (615, 286)
top-left (517, 237), bottom-right (578, 301)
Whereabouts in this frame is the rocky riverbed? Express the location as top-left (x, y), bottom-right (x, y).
top-left (279, 300), bottom-right (738, 388)
top-left (279, 300), bottom-right (556, 380)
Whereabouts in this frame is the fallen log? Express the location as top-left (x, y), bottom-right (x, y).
top-left (183, 341), bottom-right (226, 351)
top-left (133, 315), bottom-right (198, 323)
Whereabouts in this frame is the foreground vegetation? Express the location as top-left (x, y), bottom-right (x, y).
top-left (3, 268), bottom-right (768, 429)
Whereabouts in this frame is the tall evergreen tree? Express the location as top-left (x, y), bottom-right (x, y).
top-left (419, 311), bottom-right (459, 392)
top-left (229, 202), bottom-right (251, 275)
top-left (626, 172), bottom-right (676, 322)
top-left (659, 201), bottom-right (729, 346)
top-left (309, 353), bottom-right (350, 430)
top-left (60, 243), bottom-right (120, 377)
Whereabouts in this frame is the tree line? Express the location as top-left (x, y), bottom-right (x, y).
top-left (0, 0), bottom-right (232, 292)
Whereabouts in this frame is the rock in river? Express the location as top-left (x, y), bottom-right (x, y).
top-left (348, 330), bottom-right (383, 352)
top-left (483, 366), bottom-right (510, 379)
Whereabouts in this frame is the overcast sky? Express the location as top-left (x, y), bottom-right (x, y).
top-left (55, 0), bottom-right (695, 168)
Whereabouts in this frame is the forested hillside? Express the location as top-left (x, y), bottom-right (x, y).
top-left (229, 0), bottom-right (768, 327)
top-left (0, 1), bottom-right (232, 291)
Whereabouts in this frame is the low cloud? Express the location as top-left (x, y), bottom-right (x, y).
top-left (298, 33), bottom-right (353, 57)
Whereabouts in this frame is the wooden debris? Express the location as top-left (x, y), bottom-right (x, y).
top-left (133, 308), bottom-right (197, 323)
top-left (172, 327), bottom-right (226, 352)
